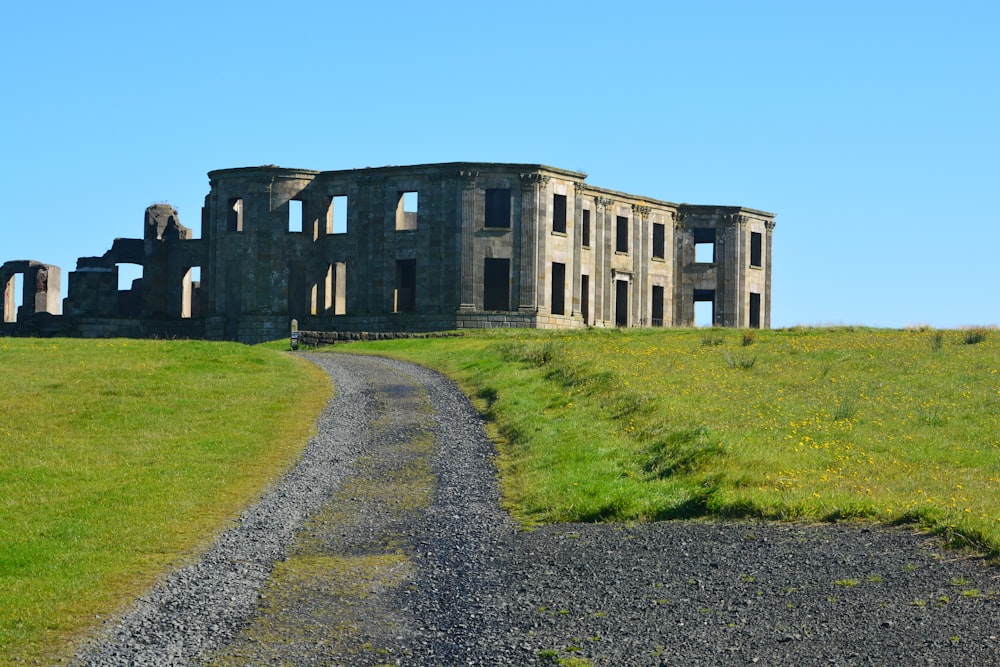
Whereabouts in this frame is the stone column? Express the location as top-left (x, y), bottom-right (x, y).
top-left (594, 197), bottom-right (613, 324)
top-left (458, 170), bottom-right (478, 311)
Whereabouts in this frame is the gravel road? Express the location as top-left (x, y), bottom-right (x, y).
top-left (72, 353), bottom-right (1000, 666)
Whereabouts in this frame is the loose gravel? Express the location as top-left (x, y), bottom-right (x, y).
top-left (73, 354), bottom-right (1000, 666)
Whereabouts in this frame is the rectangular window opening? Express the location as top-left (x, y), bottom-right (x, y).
top-left (334, 262), bottom-right (347, 314)
top-left (749, 292), bottom-right (761, 328)
top-left (396, 191), bottom-right (418, 230)
top-left (615, 279), bottom-right (629, 326)
top-left (181, 266), bottom-right (202, 319)
top-left (288, 199), bottom-right (303, 233)
top-left (694, 228), bottom-right (715, 263)
top-left (552, 194), bottom-right (567, 234)
top-left (226, 197), bottom-right (243, 232)
top-left (394, 259), bottom-right (416, 312)
top-left (582, 209), bottom-right (591, 247)
top-left (331, 196), bottom-right (348, 234)
top-left (310, 283), bottom-right (318, 315)
top-left (580, 274), bottom-right (590, 324)
top-left (483, 258), bottom-right (511, 311)
top-left (652, 285), bottom-right (665, 326)
top-left (694, 289), bottom-right (715, 327)
top-left (551, 262), bottom-right (566, 315)
top-left (652, 222), bottom-right (665, 259)
top-left (616, 216), bottom-right (629, 253)
top-left (485, 189), bottom-right (511, 228)
top-left (750, 231), bottom-right (762, 267)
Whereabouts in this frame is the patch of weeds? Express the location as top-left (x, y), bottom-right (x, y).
top-left (937, 595), bottom-right (950, 605)
top-left (826, 596), bottom-right (837, 604)
top-left (642, 426), bottom-right (720, 478)
top-left (961, 589), bottom-right (982, 598)
top-left (950, 575), bottom-right (972, 587)
top-left (919, 407), bottom-right (949, 426)
top-left (961, 328), bottom-right (989, 345)
top-left (865, 574), bottom-right (882, 583)
top-left (559, 657), bottom-right (592, 667)
top-left (902, 563), bottom-right (918, 572)
top-left (495, 340), bottom-right (556, 366)
top-left (831, 393), bottom-right (859, 421)
top-left (537, 649), bottom-right (559, 659)
top-left (835, 578), bottom-right (859, 587)
top-left (725, 352), bottom-right (757, 370)
top-left (931, 331), bottom-right (944, 351)
top-left (701, 334), bottom-right (725, 346)
top-left (740, 573), bottom-right (756, 583)
top-left (741, 329), bottom-right (757, 347)
top-left (911, 599), bottom-right (927, 607)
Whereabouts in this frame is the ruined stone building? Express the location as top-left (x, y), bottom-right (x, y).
top-left (1, 162), bottom-right (775, 343)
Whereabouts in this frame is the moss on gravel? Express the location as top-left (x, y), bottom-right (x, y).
top-left (204, 368), bottom-right (436, 665)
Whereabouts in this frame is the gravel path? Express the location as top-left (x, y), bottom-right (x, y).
top-left (73, 354), bottom-right (1000, 666)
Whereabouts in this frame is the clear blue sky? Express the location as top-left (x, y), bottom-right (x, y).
top-left (2, 0), bottom-right (996, 328)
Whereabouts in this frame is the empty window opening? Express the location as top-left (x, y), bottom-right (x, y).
top-left (227, 197), bottom-right (243, 232)
top-left (615, 279), bottom-right (629, 326)
top-left (394, 259), bottom-right (416, 312)
top-left (749, 292), bottom-right (761, 328)
top-left (750, 231), bottom-right (762, 267)
top-left (483, 258), bottom-right (511, 311)
top-left (310, 283), bottom-right (318, 315)
top-left (582, 209), bottom-right (591, 247)
top-left (652, 222), bottom-right (665, 259)
top-left (694, 228), bottom-right (715, 263)
top-left (181, 266), bottom-right (202, 319)
top-left (396, 191), bottom-right (418, 230)
top-left (331, 196), bottom-right (348, 234)
top-left (551, 262), bottom-right (566, 315)
top-left (581, 274), bottom-right (590, 324)
top-left (288, 199), bottom-right (303, 233)
top-left (552, 194), bottom-right (567, 234)
top-left (116, 264), bottom-right (142, 316)
top-left (652, 285), bottom-right (665, 326)
top-left (334, 262), bottom-right (346, 314)
top-left (485, 189), bottom-right (511, 228)
top-left (694, 289), bottom-right (715, 327)
top-left (117, 263), bottom-right (143, 292)
top-left (616, 216), bottom-right (629, 253)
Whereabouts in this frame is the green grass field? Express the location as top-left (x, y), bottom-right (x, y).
top-left (336, 327), bottom-right (999, 555)
top-left (0, 339), bottom-right (330, 665)
top-left (1, 328), bottom-right (997, 663)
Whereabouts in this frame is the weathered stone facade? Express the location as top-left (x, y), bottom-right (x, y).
top-left (0, 162), bottom-right (775, 343)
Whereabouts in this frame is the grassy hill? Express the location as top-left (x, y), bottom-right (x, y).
top-left (1, 327), bottom-right (997, 663)
top-left (0, 339), bottom-right (330, 665)
top-left (338, 327), bottom-right (999, 553)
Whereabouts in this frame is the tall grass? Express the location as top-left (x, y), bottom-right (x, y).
top-left (338, 326), bottom-right (1000, 557)
top-left (0, 339), bottom-right (330, 665)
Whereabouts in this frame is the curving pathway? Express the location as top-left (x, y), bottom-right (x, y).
top-left (73, 354), bottom-right (1000, 666)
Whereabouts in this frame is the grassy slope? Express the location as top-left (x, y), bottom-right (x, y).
top-left (332, 327), bottom-right (1000, 556)
top-left (0, 339), bottom-right (330, 665)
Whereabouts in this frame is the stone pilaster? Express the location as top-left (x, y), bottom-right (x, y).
top-left (458, 170), bottom-right (478, 311)
top-left (518, 173), bottom-right (548, 312)
top-left (764, 219), bottom-right (776, 328)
